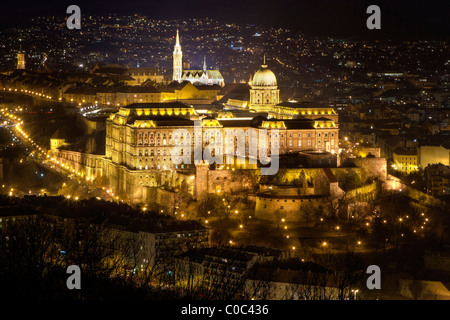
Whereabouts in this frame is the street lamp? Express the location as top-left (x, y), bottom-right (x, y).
top-left (351, 289), bottom-right (359, 300)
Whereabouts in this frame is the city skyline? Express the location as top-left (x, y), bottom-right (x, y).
top-left (0, 2), bottom-right (450, 304)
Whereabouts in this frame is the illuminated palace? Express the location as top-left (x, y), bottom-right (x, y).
top-left (100, 58), bottom-right (338, 203)
top-left (55, 58), bottom-right (339, 204)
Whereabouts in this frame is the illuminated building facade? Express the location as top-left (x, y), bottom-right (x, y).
top-left (393, 148), bottom-right (418, 173)
top-left (103, 105), bottom-right (339, 203)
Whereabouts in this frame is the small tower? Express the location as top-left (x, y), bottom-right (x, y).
top-left (17, 46), bottom-right (25, 70)
top-left (173, 29), bottom-right (183, 82)
top-left (195, 161), bottom-right (210, 201)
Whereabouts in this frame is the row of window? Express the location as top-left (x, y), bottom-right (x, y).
top-left (136, 137), bottom-right (334, 148)
top-left (261, 198), bottom-right (316, 204)
top-left (137, 164), bottom-right (191, 170)
top-left (136, 131), bottom-right (336, 139)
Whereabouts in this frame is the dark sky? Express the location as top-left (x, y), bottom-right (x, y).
top-left (1, 0), bottom-right (449, 39)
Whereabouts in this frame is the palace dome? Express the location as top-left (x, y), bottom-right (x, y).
top-left (252, 64), bottom-right (277, 87)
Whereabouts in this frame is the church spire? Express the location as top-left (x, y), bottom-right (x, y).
top-left (176, 29), bottom-right (180, 47)
top-left (173, 29), bottom-right (183, 82)
top-left (203, 56), bottom-right (207, 72)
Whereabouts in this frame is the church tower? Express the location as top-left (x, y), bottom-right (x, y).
top-left (201, 56), bottom-right (208, 80)
top-left (173, 29), bottom-right (183, 82)
top-left (17, 46), bottom-right (25, 70)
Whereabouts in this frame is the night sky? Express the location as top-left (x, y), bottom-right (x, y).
top-left (1, 0), bottom-right (449, 39)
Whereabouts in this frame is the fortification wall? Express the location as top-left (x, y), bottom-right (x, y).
top-left (255, 194), bottom-right (327, 222)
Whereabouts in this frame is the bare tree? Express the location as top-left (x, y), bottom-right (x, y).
top-left (197, 194), bottom-right (223, 218)
top-left (220, 194), bottom-right (243, 221)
